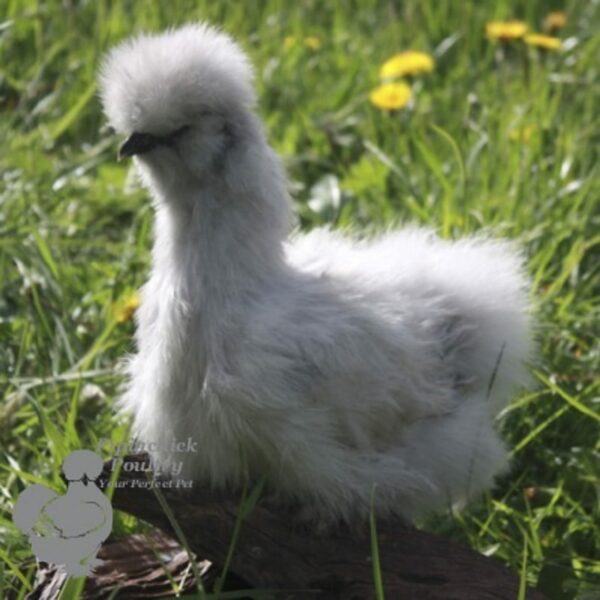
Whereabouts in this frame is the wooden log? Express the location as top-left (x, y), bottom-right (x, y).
top-left (93, 454), bottom-right (547, 600)
top-left (27, 530), bottom-right (217, 599)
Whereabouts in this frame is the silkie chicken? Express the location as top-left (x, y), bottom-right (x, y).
top-left (100, 23), bottom-right (532, 523)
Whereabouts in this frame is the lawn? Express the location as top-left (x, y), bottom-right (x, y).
top-left (0, 0), bottom-right (598, 598)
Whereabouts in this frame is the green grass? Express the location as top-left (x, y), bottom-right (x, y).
top-left (1, 0), bottom-right (598, 598)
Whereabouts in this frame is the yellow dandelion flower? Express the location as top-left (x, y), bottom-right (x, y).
top-left (486, 20), bottom-right (528, 41)
top-left (544, 11), bottom-right (567, 32)
top-left (379, 51), bottom-right (434, 79)
top-left (525, 33), bottom-right (562, 51)
top-left (509, 125), bottom-right (535, 144)
top-left (369, 82), bottom-right (412, 111)
top-left (304, 36), bottom-right (321, 50)
top-left (115, 292), bottom-right (140, 323)
top-left (283, 35), bottom-right (296, 50)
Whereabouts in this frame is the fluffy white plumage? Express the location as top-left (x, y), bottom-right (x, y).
top-left (100, 23), bottom-right (533, 523)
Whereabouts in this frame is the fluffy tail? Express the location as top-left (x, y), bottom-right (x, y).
top-left (437, 236), bottom-right (533, 409)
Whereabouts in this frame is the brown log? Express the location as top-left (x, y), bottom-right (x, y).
top-left (96, 454), bottom-right (546, 600)
top-left (26, 530), bottom-right (217, 600)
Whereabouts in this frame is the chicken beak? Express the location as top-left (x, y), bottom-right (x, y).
top-left (119, 132), bottom-right (160, 159)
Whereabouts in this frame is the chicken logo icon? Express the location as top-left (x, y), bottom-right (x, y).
top-left (13, 450), bottom-right (112, 576)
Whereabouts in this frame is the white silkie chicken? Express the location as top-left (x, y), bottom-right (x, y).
top-left (100, 24), bottom-right (532, 523)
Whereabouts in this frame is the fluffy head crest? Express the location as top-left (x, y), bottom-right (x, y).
top-left (100, 23), bottom-right (255, 135)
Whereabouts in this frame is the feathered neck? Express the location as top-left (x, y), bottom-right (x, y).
top-left (143, 133), bottom-right (292, 328)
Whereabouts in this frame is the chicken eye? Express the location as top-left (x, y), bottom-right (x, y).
top-left (164, 125), bottom-right (191, 145)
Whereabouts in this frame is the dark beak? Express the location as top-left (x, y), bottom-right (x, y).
top-left (119, 132), bottom-right (161, 159)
